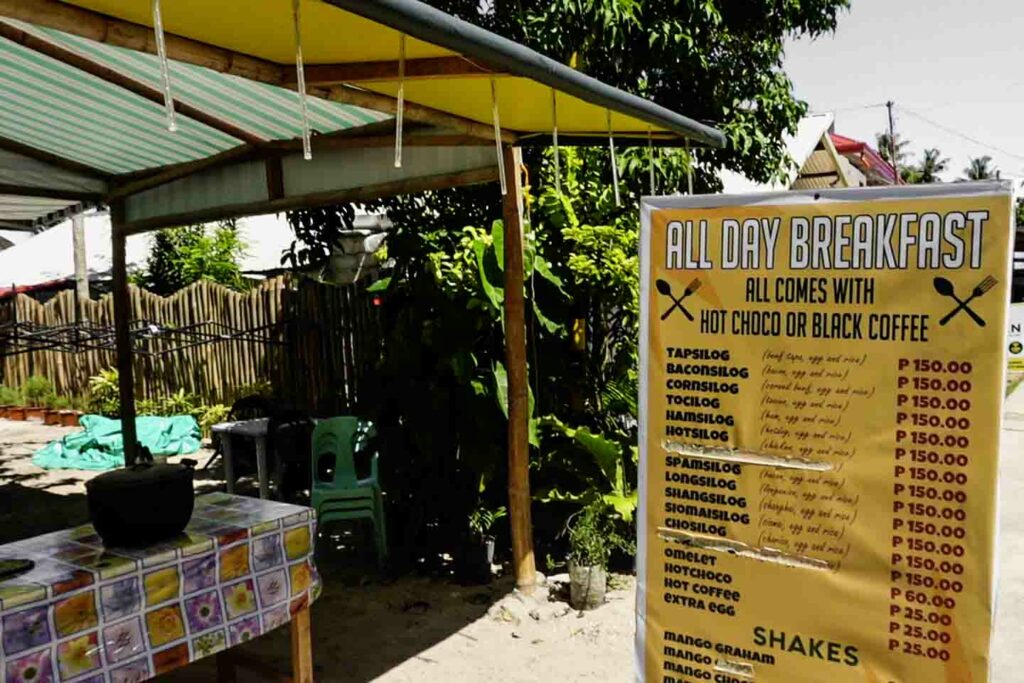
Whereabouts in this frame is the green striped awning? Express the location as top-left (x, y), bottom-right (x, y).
top-left (0, 19), bottom-right (390, 175)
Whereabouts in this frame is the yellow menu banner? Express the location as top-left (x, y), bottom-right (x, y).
top-left (636, 183), bottom-right (1013, 683)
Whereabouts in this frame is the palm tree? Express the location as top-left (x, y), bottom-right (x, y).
top-left (914, 148), bottom-right (949, 183)
top-left (876, 132), bottom-right (910, 167)
top-left (962, 155), bottom-right (999, 180)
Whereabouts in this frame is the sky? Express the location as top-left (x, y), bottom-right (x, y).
top-left (784, 0), bottom-right (1024, 182)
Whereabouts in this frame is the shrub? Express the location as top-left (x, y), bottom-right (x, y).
top-left (197, 404), bottom-right (230, 438)
top-left (49, 396), bottom-right (73, 410)
top-left (88, 368), bottom-right (121, 417)
top-left (22, 375), bottom-right (55, 407)
top-left (0, 384), bottom-right (21, 406)
top-left (566, 502), bottom-right (633, 569)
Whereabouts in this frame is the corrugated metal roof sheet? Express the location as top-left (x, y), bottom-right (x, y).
top-left (0, 18), bottom-right (390, 176)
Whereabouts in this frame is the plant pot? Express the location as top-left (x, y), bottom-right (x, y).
top-left (7, 407), bottom-right (26, 421)
top-left (59, 410), bottom-right (81, 428)
top-left (85, 458), bottom-right (197, 547)
top-left (568, 561), bottom-right (607, 610)
top-left (43, 409), bottom-right (62, 426)
top-left (0, 405), bottom-right (9, 419)
top-left (456, 536), bottom-right (496, 584)
top-left (25, 406), bottom-right (46, 422)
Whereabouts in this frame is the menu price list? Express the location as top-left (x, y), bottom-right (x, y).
top-left (889, 357), bottom-right (974, 664)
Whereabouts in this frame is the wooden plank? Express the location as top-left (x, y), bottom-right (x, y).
top-left (290, 604), bottom-right (313, 683)
top-left (500, 145), bottom-right (536, 594)
top-left (121, 166), bottom-right (500, 235)
top-left (292, 56), bottom-right (498, 84)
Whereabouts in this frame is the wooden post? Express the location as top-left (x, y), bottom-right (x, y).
top-left (110, 202), bottom-right (138, 466)
top-left (501, 145), bottom-right (537, 594)
top-left (290, 605), bottom-right (314, 683)
top-left (72, 213), bottom-right (89, 302)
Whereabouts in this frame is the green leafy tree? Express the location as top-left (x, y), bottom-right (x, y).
top-left (911, 148), bottom-right (949, 184)
top-left (134, 220), bottom-right (249, 295)
top-left (876, 131), bottom-right (911, 170)
top-left (429, 0), bottom-right (849, 186)
top-left (282, 0), bottom-right (853, 563)
top-left (962, 155), bottom-right (999, 181)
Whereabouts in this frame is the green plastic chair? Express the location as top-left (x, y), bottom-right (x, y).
top-left (310, 417), bottom-right (387, 565)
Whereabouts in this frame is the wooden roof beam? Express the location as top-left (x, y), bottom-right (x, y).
top-left (0, 20), bottom-right (263, 145)
top-left (0, 219), bottom-right (36, 232)
top-left (287, 56), bottom-right (499, 85)
top-left (108, 125), bottom-right (495, 202)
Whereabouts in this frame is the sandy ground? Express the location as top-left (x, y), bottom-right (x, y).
top-left (4, 391), bottom-right (1024, 681)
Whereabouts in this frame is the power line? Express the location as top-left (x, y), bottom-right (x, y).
top-left (809, 102), bottom-right (887, 115)
top-left (898, 106), bottom-right (1024, 164)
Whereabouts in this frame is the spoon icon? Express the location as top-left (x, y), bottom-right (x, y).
top-left (656, 278), bottom-right (700, 321)
top-left (932, 277), bottom-right (986, 327)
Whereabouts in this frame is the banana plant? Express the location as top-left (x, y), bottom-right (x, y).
top-left (535, 415), bottom-right (638, 522)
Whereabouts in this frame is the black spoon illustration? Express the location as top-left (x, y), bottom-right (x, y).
top-left (657, 278), bottom-right (700, 321)
top-left (933, 277), bottom-right (986, 327)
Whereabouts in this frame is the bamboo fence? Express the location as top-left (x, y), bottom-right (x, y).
top-left (0, 276), bottom-right (379, 411)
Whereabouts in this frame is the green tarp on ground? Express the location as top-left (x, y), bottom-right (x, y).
top-left (32, 415), bottom-right (201, 471)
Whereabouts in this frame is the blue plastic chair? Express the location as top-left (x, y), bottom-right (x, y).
top-left (310, 417), bottom-right (387, 564)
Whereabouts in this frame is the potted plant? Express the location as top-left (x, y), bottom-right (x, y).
top-left (0, 384), bottom-right (20, 418)
top-left (46, 396), bottom-right (73, 425)
top-left (22, 375), bottom-right (54, 422)
top-left (458, 505), bottom-right (507, 584)
top-left (566, 502), bottom-right (632, 611)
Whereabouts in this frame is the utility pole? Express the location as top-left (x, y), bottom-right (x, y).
top-left (71, 213), bottom-right (89, 303)
top-left (886, 100), bottom-right (899, 184)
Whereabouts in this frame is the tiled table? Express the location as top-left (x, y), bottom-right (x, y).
top-left (0, 493), bottom-right (320, 682)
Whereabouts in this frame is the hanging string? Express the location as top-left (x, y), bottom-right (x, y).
top-left (491, 78), bottom-right (507, 195)
top-left (395, 34), bottom-right (406, 168)
top-left (607, 110), bottom-right (620, 207)
top-left (647, 127), bottom-right (655, 195)
top-left (551, 89), bottom-right (561, 197)
top-left (151, 0), bottom-right (176, 132)
top-left (292, 0), bottom-right (312, 160)
top-left (685, 138), bottom-right (694, 195)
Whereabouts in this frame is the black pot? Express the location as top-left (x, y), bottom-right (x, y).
top-left (456, 537), bottom-right (496, 584)
top-left (86, 454), bottom-right (197, 547)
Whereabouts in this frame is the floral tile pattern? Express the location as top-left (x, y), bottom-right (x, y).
top-left (184, 590), bottom-right (223, 634)
top-left (102, 617), bottom-right (145, 664)
top-left (0, 493), bottom-right (319, 681)
top-left (4, 648), bottom-right (53, 682)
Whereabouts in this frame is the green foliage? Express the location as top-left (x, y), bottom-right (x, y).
top-left (134, 220), bottom-right (249, 295)
top-left (48, 396), bottom-right (73, 410)
top-left (231, 381), bottom-right (273, 402)
top-left (88, 368), bottom-right (121, 417)
top-left (537, 416), bottom-right (638, 523)
top-left (278, 0), bottom-right (851, 562)
top-left (426, 0), bottom-right (848, 186)
top-left (197, 404), bottom-right (230, 439)
top-left (85, 369), bottom-right (227, 436)
top-left (963, 156), bottom-right (999, 181)
top-left (282, 204), bottom-right (355, 273)
top-left (468, 506), bottom-right (507, 539)
top-left (904, 148), bottom-right (949, 184)
top-left (566, 501), bottom-right (634, 568)
top-left (0, 384), bottom-right (21, 406)
top-left (22, 375), bottom-right (55, 407)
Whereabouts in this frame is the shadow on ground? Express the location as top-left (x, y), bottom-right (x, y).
top-left (0, 437), bottom-right (91, 542)
top-left (161, 527), bottom-right (504, 682)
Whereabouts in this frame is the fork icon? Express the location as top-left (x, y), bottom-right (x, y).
top-left (933, 276), bottom-right (997, 327)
